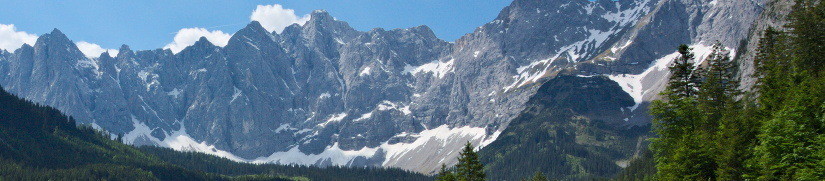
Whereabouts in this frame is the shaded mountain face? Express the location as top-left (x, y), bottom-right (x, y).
top-left (478, 75), bottom-right (647, 180)
top-left (0, 0), bottom-right (764, 174)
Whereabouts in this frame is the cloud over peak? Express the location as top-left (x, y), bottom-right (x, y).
top-left (163, 28), bottom-right (231, 54)
top-left (0, 24), bottom-right (38, 52)
top-left (76, 41), bottom-right (119, 58)
top-left (250, 4), bottom-right (311, 33)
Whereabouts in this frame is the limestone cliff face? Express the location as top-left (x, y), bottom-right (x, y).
top-left (735, 0), bottom-right (795, 91)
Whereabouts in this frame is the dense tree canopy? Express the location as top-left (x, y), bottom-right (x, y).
top-left (646, 0), bottom-right (824, 180)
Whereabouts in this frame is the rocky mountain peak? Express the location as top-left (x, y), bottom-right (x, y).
top-left (280, 24), bottom-right (303, 36)
top-left (308, 10), bottom-right (334, 23)
top-left (36, 28), bottom-right (73, 48)
top-left (176, 36), bottom-right (219, 59)
top-left (33, 28), bottom-right (86, 63)
top-left (13, 44), bottom-right (34, 55)
top-left (301, 10), bottom-right (356, 38)
top-left (406, 25), bottom-right (437, 38)
top-left (49, 28), bottom-right (67, 38)
top-left (117, 44), bottom-right (133, 58)
top-left (227, 21), bottom-right (277, 52)
top-left (240, 21), bottom-right (269, 35)
top-left (99, 51), bottom-right (113, 59)
top-left (192, 37), bottom-right (217, 50)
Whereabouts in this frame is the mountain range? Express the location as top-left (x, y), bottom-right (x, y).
top-left (0, 0), bottom-right (768, 175)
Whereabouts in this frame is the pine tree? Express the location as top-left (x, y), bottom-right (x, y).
top-left (693, 41), bottom-right (756, 180)
top-left (668, 44), bottom-right (702, 98)
top-left (751, 1), bottom-right (825, 180)
top-left (753, 27), bottom-right (792, 112)
top-left (699, 41), bottom-right (739, 122)
top-left (649, 44), bottom-right (707, 180)
top-left (522, 171), bottom-right (548, 181)
top-left (116, 133), bottom-right (124, 143)
top-left (786, 0), bottom-right (824, 74)
top-left (436, 163), bottom-right (456, 181)
top-left (455, 142), bottom-right (485, 181)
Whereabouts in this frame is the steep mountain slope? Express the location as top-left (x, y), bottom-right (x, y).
top-left (478, 75), bottom-right (649, 180)
top-left (0, 84), bottom-right (280, 180)
top-left (0, 0), bottom-right (766, 174)
top-left (734, 0), bottom-right (796, 91)
top-left (0, 86), bottom-right (429, 180)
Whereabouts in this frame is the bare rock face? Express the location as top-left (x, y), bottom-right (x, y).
top-left (735, 0), bottom-right (795, 92)
top-left (0, 0), bottom-right (766, 174)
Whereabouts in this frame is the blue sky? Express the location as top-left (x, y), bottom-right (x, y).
top-left (0, 0), bottom-right (511, 52)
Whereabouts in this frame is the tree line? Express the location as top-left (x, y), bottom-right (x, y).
top-left (434, 142), bottom-right (552, 181)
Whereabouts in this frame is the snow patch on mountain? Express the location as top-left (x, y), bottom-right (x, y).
top-left (320, 113), bottom-right (347, 127)
top-left (319, 92), bottom-right (331, 99)
top-left (505, 54), bottom-right (563, 92)
top-left (608, 51), bottom-right (678, 111)
top-left (380, 125), bottom-right (498, 166)
top-left (120, 123), bottom-right (500, 169)
top-left (376, 101), bottom-right (411, 115)
top-left (123, 117), bottom-right (246, 161)
top-left (359, 67), bottom-right (371, 76)
top-left (230, 86), bottom-right (242, 103)
top-left (248, 124), bottom-right (499, 167)
top-left (353, 112), bottom-right (373, 122)
top-left (601, 0), bottom-right (651, 26)
top-left (252, 143), bottom-right (379, 166)
top-left (274, 123), bottom-right (293, 133)
top-left (607, 44), bottom-right (733, 111)
top-left (404, 58), bottom-right (454, 79)
top-left (167, 88), bottom-right (182, 99)
top-left (123, 115), bottom-right (162, 145)
top-left (162, 123), bottom-right (246, 161)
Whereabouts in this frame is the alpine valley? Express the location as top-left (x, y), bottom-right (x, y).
top-left (0, 0), bottom-right (777, 179)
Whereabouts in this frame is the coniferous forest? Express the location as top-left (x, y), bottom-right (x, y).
top-left (640, 0), bottom-right (824, 180)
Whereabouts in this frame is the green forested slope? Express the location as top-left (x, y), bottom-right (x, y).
top-left (478, 76), bottom-right (650, 180)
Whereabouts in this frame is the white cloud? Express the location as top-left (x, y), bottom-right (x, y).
top-left (163, 28), bottom-right (231, 54)
top-left (76, 41), bottom-right (119, 58)
top-left (0, 24), bottom-right (38, 52)
top-left (250, 4), bottom-right (311, 33)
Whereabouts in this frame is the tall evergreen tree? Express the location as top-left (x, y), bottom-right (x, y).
top-left (696, 41), bottom-right (756, 180)
top-left (753, 27), bottom-right (793, 112)
top-left (522, 171), bottom-right (548, 181)
top-left (455, 142), bottom-right (485, 181)
top-left (436, 163), bottom-right (456, 181)
top-left (649, 44), bottom-right (708, 180)
top-left (668, 44), bottom-right (702, 98)
top-left (751, 1), bottom-right (824, 180)
top-left (787, 0), bottom-right (824, 74)
top-left (699, 41), bottom-right (739, 122)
